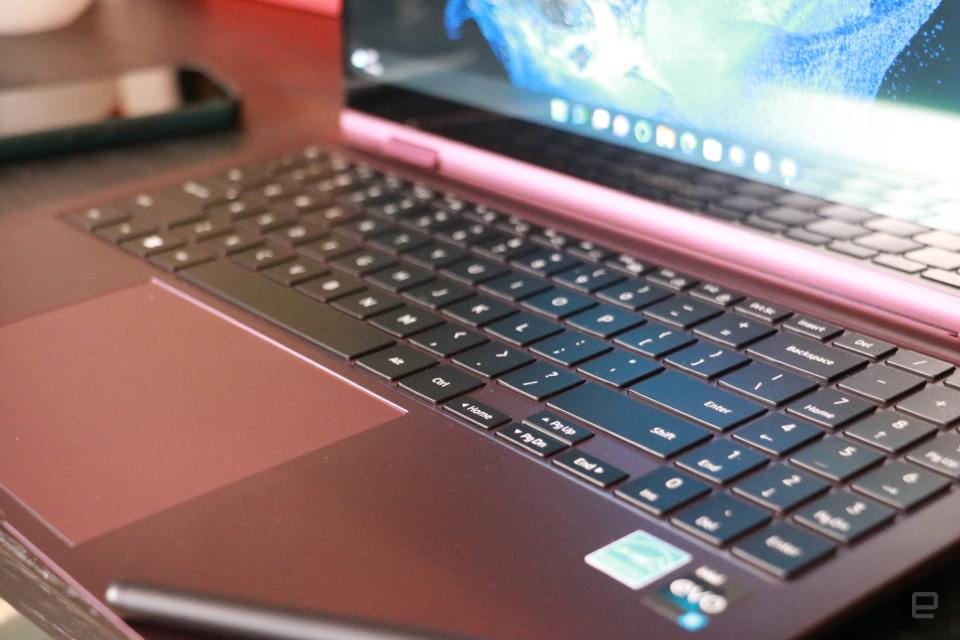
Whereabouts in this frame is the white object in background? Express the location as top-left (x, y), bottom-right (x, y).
top-left (0, 0), bottom-right (95, 35)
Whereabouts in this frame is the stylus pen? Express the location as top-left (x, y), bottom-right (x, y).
top-left (105, 580), bottom-right (468, 640)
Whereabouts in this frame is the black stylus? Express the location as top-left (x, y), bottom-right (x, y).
top-left (105, 580), bottom-right (467, 640)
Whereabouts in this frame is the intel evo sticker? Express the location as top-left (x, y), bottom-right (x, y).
top-left (584, 530), bottom-right (690, 590)
top-left (644, 564), bottom-right (749, 632)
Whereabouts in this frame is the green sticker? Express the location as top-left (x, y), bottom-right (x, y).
top-left (585, 530), bottom-right (691, 590)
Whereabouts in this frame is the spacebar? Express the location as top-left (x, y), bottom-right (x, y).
top-left (180, 260), bottom-right (394, 359)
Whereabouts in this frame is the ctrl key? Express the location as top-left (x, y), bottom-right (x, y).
top-left (496, 423), bottom-right (567, 458)
top-left (398, 365), bottom-right (482, 404)
top-left (732, 522), bottom-right (835, 578)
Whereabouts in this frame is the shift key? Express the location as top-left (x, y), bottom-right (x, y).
top-left (630, 371), bottom-right (764, 431)
top-left (748, 333), bottom-right (866, 382)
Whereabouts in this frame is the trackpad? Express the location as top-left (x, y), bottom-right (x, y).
top-left (0, 281), bottom-right (403, 546)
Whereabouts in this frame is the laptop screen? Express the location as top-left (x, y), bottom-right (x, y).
top-left (344, 1), bottom-right (960, 221)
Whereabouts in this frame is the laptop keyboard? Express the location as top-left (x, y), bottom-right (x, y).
top-left (66, 146), bottom-right (960, 580)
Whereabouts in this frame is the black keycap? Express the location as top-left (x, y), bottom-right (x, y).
top-left (398, 205), bottom-right (457, 233)
top-left (149, 245), bottom-right (215, 272)
top-left (398, 365), bottom-right (483, 404)
top-left (832, 332), bottom-right (896, 360)
top-left (475, 234), bottom-right (539, 262)
top-left (719, 362), bottom-right (817, 406)
top-left (452, 342), bottom-right (533, 378)
top-left (790, 437), bottom-right (883, 482)
top-left (369, 305), bottom-right (443, 338)
top-left (732, 522), bottom-right (835, 578)
top-left (615, 468), bottom-right (710, 516)
top-left (443, 295), bottom-right (516, 327)
top-left (643, 296), bottom-right (722, 329)
top-left (646, 267), bottom-right (698, 291)
top-left (896, 386), bottom-right (960, 426)
top-left (120, 193), bottom-right (204, 228)
top-left (403, 280), bottom-right (472, 310)
top-left (577, 349), bottom-right (662, 388)
top-left (444, 396), bottom-right (510, 430)
top-left (672, 493), bottom-right (770, 546)
top-left (66, 205), bottom-right (129, 231)
top-left (208, 197), bottom-right (265, 222)
top-left (733, 464), bottom-right (829, 513)
top-left (794, 492), bottom-right (894, 543)
top-left (236, 209), bottom-right (297, 234)
top-left (605, 253), bottom-right (652, 277)
top-left (906, 432), bottom-right (960, 479)
top-left (410, 323), bottom-right (487, 357)
top-left (498, 361), bottom-right (583, 401)
top-left (486, 313), bottom-right (563, 346)
top-left (565, 304), bottom-right (644, 338)
top-left (523, 411), bottom-right (593, 445)
top-left (404, 242), bottom-right (469, 269)
top-left (552, 449), bottom-right (626, 488)
top-left (496, 423), bottom-right (567, 458)
top-left (530, 331), bottom-right (610, 367)
top-left (553, 264), bottom-right (624, 293)
top-left (370, 228), bottom-right (432, 256)
top-left (512, 248), bottom-right (580, 277)
top-left (786, 388), bottom-right (874, 429)
top-left (781, 316), bottom-right (842, 341)
top-left (436, 220), bottom-right (495, 246)
top-left (296, 273), bottom-right (364, 302)
top-left (694, 314), bottom-right (776, 349)
top-left (181, 260), bottom-right (393, 360)
top-left (334, 215), bottom-right (395, 240)
top-left (630, 371), bottom-right (764, 432)
top-left (844, 410), bottom-right (937, 454)
top-left (887, 349), bottom-right (954, 380)
top-left (733, 413), bottom-right (822, 457)
top-left (266, 221), bottom-right (326, 248)
top-left (946, 371), bottom-right (960, 390)
top-left (365, 264), bottom-right (434, 293)
top-left (853, 461), bottom-right (951, 509)
top-left (441, 257), bottom-right (508, 285)
top-left (614, 322), bottom-right (696, 358)
top-left (838, 364), bottom-right (925, 404)
top-left (122, 232), bottom-right (185, 258)
top-left (548, 383), bottom-right (711, 458)
top-left (664, 343), bottom-right (748, 380)
top-left (230, 244), bottom-right (294, 271)
top-left (748, 333), bottom-right (867, 382)
top-left (734, 299), bottom-right (792, 324)
top-left (479, 272), bottom-right (551, 302)
top-left (676, 439), bottom-right (768, 484)
top-left (568, 240), bottom-right (614, 263)
top-left (332, 290), bottom-right (403, 319)
top-left (298, 235), bottom-right (361, 262)
top-left (688, 282), bottom-right (744, 307)
top-left (173, 218), bottom-right (232, 243)
top-left (356, 345), bottom-right (436, 381)
top-left (331, 249), bottom-right (395, 276)
top-left (522, 288), bottom-right (597, 320)
top-left (262, 257), bottom-right (328, 286)
top-left (597, 280), bottom-right (672, 311)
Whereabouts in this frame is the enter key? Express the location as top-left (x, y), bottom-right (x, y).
top-left (630, 370), bottom-right (764, 431)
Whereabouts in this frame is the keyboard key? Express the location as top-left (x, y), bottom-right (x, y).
top-left (369, 305), bottom-right (442, 338)
top-left (733, 464), bottom-right (829, 513)
top-left (694, 314), bottom-right (776, 349)
top-left (443, 396), bottom-right (510, 430)
top-left (886, 350), bottom-right (954, 380)
top-left (605, 253), bottom-right (652, 277)
top-left (896, 386), bottom-right (960, 426)
top-left (236, 209), bottom-right (297, 234)
top-left (672, 493), bottom-right (770, 546)
top-left (568, 240), bottom-right (614, 263)
top-left (66, 205), bottom-right (128, 231)
top-left (479, 272), bottom-right (551, 302)
top-left (443, 295), bottom-right (516, 327)
top-left (733, 414), bottom-right (822, 457)
top-left (404, 242), bottom-right (468, 269)
top-left (577, 349), bottom-right (662, 388)
top-left (614, 322), bottom-right (696, 358)
top-left (332, 291), bottom-right (403, 319)
top-left (441, 257), bottom-right (508, 285)
top-left (298, 235), bottom-right (361, 262)
top-left (630, 371), bottom-right (764, 432)
top-left (565, 304), bottom-right (644, 339)
top-left (452, 342), bottom-right (533, 378)
top-left (786, 388), bottom-right (874, 429)
top-left (512, 248), bottom-right (580, 277)
top-left (734, 299), bottom-right (792, 324)
top-left (644, 296), bottom-right (722, 329)
top-left (781, 316), bottom-right (842, 342)
top-left (331, 249), bottom-right (395, 276)
top-left (366, 264), bottom-right (433, 292)
top-left (805, 219), bottom-right (868, 240)
top-left (181, 260), bottom-right (393, 360)
top-left (732, 522), bottom-right (835, 578)
top-left (853, 461), bottom-right (951, 509)
top-left (122, 232), bottom-right (185, 258)
top-left (530, 331), bottom-right (610, 367)
top-left (844, 410), bottom-right (936, 454)
top-left (149, 245), bottom-right (214, 272)
top-left (523, 411), bottom-right (593, 445)
top-left (173, 218), bottom-right (233, 243)
top-left (403, 280), bottom-right (472, 309)
top-left (266, 222), bottom-right (326, 248)
top-left (790, 437), bottom-right (883, 482)
top-left (855, 232), bottom-right (921, 254)
top-left (838, 364), bottom-right (925, 404)
top-left (597, 280), bottom-right (672, 311)
top-left (872, 254), bottom-right (926, 274)
top-left (552, 449), bottom-right (626, 488)
top-left (828, 240), bottom-right (877, 259)
top-left (688, 282), bottom-right (744, 307)
top-left (356, 345), bottom-right (436, 381)
top-left (499, 361), bottom-right (583, 401)
top-left (230, 244), bottom-right (294, 271)
top-left (553, 264), bottom-right (624, 293)
top-left (748, 333), bottom-right (867, 382)
top-left (549, 383), bottom-right (711, 458)
top-left (475, 234), bottom-right (539, 262)
top-left (368, 228), bottom-right (430, 255)
top-left (793, 492), bottom-right (894, 543)
top-left (615, 468), bottom-right (710, 515)
top-left (410, 323), bottom-right (487, 357)
top-left (262, 257), bottom-right (328, 286)
top-left (646, 267), bottom-right (698, 291)
top-left (905, 432), bottom-right (960, 479)
top-left (719, 362), bottom-right (817, 406)
top-left (832, 332), bottom-right (896, 360)
top-left (296, 272), bottom-right (364, 302)
top-left (522, 288), bottom-right (596, 320)
top-left (398, 365), bottom-right (483, 404)
top-left (664, 343), bottom-right (749, 380)
top-left (496, 423), bottom-right (567, 458)
top-left (676, 439), bottom-right (768, 484)
top-left (922, 268), bottom-right (960, 289)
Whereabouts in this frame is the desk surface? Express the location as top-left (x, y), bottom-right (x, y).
top-left (0, 1), bottom-right (957, 639)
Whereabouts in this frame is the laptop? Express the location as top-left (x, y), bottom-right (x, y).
top-left (3, 2), bottom-right (960, 638)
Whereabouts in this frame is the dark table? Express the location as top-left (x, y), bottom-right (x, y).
top-left (0, 1), bottom-right (958, 638)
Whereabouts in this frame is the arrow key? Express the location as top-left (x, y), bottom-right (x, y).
top-left (733, 413), bottom-right (822, 456)
top-left (553, 449), bottom-right (627, 488)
